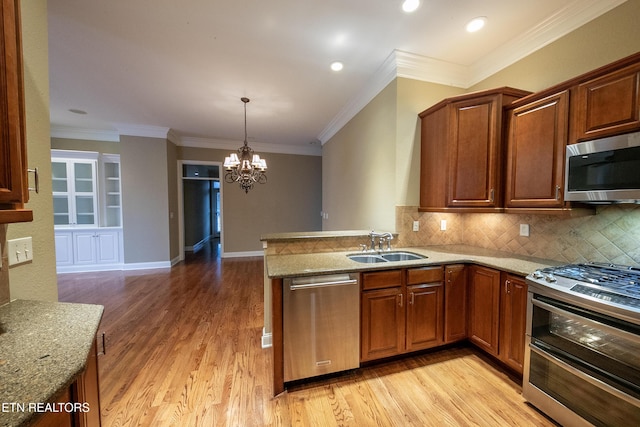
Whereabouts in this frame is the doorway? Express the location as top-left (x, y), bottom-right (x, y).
top-left (178, 161), bottom-right (223, 261)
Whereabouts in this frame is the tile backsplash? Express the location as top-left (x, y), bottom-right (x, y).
top-left (397, 205), bottom-right (640, 266)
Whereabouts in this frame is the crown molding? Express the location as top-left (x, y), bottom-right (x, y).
top-left (115, 123), bottom-right (171, 139)
top-left (394, 50), bottom-right (470, 88)
top-left (50, 125), bottom-right (120, 142)
top-left (177, 136), bottom-right (322, 156)
top-left (468, 0), bottom-right (627, 86)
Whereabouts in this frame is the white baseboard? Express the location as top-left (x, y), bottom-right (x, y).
top-left (122, 261), bottom-right (172, 270)
top-left (56, 263), bottom-right (124, 274)
top-left (261, 328), bottom-right (272, 348)
top-left (221, 250), bottom-right (264, 258)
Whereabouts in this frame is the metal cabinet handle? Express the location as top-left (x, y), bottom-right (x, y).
top-left (505, 280), bottom-right (511, 294)
top-left (489, 188), bottom-right (495, 203)
top-left (99, 332), bottom-right (106, 356)
top-left (409, 292), bottom-right (415, 305)
top-left (555, 185), bottom-right (561, 200)
top-left (27, 168), bottom-right (39, 193)
top-left (398, 293), bottom-right (403, 307)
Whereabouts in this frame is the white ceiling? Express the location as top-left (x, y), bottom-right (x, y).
top-left (47, 0), bottom-right (625, 155)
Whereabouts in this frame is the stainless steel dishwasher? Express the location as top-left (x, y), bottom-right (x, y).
top-left (283, 273), bottom-right (360, 382)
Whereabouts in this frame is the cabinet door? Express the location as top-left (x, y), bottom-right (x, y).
top-left (52, 158), bottom-right (98, 227)
top-left (73, 232), bottom-right (97, 265)
top-left (499, 274), bottom-right (528, 374)
top-left (444, 264), bottom-right (468, 343)
top-left (406, 283), bottom-right (443, 351)
top-left (468, 265), bottom-right (501, 356)
top-left (448, 95), bottom-right (501, 208)
top-left (419, 104), bottom-right (449, 210)
top-left (0, 0), bottom-right (27, 207)
top-left (572, 62), bottom-right (640, 143)
top-left (505, 91), bottom-right (568, 208)
top-left (54, 231), bottom-right (74, 266)
top-left (95, 231), bottom-right (119, 264)
top-left (361, 287), bottom-right (404, 361)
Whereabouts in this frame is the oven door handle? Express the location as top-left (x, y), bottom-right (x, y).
top-left (530, 344), bottom-right (640, 407)
top-left (532, 297), bottom-right (640, 344)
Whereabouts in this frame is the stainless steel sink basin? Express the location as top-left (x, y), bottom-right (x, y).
top-left (380, 251), bottom-right (426, 262)
top-left (347, 254), bottom-right (387, 263)
top-left (347, 251), bottom-right (427, 263)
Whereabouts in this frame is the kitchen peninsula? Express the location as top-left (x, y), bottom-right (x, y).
top-left (0, 300), bottom-right (103, 427)
top-left (262, 230), bottom-right (560, 395)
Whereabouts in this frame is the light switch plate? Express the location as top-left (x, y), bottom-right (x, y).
top-left (412, 221), bottom-right (420, 231)
top-left (8, 237), bottom-right (33, 266)
top-left (440, 219), bottom-right (447, 231)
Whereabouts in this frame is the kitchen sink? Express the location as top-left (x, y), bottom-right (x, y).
top-left (347, 254), bottom-right (388, 263)
top-left (380, 251), bottom-right (426, 261)
top-left (347, 251), bottom-right (427, 263)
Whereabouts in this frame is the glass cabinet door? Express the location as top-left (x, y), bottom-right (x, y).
top-left (51, 157), bottom-right (98, 227)
top-left (101, 157), bottom-right (122, 227)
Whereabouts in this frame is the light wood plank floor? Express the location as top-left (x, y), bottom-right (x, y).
top-left (58, 242), bottom-right (557, 427)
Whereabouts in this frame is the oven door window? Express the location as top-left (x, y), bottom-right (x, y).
top-left (531, 295), bottom-right (640, 390)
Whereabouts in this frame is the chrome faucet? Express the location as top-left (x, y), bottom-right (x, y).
top-left (368, 231), bottom-right (393, 251)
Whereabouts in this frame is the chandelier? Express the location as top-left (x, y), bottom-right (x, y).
top-left (223, 97), bottom-right (268, 193)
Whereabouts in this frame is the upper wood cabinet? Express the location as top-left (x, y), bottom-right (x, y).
top-left (571, 61), bottom-right (640, 143)
top-left (419, 87), bottom-right (530, 212)
top-left (504, 91), bottom-right (569, 210)
top-left (0, 0), bottom-right (31, 224)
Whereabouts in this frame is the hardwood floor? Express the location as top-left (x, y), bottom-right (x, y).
top-left (58, 242), bottom-right (557, 427)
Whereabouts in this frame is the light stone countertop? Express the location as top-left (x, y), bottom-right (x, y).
top-left (264, 244), bottom-right (562, 279)
top-left (0, 299), bottom-right (104, 427)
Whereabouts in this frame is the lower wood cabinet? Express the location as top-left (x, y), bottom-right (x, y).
top-left (444, 264), bottom-right (468, 343)
top-left (468, 265), bottom-right (501, 356)
top-left (468, 265), bottom-right (528, 374)
top-left (499, 274), bottom-right (528, 374)
top-left (361, 267), bottom-right (443, 362)
top-left (359, 263), bottom-right (528, 373)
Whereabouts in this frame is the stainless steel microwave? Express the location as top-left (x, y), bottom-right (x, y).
top-left (565, 131), bottom-right (640, 203)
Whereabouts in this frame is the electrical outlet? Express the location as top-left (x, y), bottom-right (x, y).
top-left (8, 237), bottom-right (33, 266)
top-left (519, 224), bottom-right (530, 237)
top-left (440, 219), bottom-right (447, 231)
top-left (412, 221), bottom-right (420, 231)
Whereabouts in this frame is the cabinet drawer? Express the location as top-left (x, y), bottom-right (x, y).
top-left (407, 266), bottom-right (443, 285)
top-left (362, 270), bottom-right (403, 290)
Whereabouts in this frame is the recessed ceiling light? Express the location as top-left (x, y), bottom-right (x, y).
top-left (330, 61), bottom-right (344, 72)
top-left (402, 0), bottom-right (420, 13)
top-left (68, 108), bottom-right (87, 115)
top-left (466, 17), bottom-right (487, 33)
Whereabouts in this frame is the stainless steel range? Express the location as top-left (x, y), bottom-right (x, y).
top-left (524, 263), bottom-right (640, 427)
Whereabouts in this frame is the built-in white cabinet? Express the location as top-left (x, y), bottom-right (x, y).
top-left (55, 228), bottom-right (123, 272)
top-left (52, 153), bottom-right (99, 227)
top-left (52, 150), bottom-right (124, 271)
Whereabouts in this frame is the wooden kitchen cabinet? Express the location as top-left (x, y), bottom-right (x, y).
top-left (571, 60), bottom-right (640, 143)
top-left (504, 91), bottom-right (569, 210)
top-left (406, 267), bottom-right (444, 352)
top-left (444, 264), bottom-right (467, 343)
top-left (468, 265), bottom-right (501, 357)
top-left (361, 284), bottom-right (405, 361)
top-left (419, 87), bottom-right (530, 212)
top-left (499, 274), bottom-right (528, 375)
top-left (361, 266), bottom-right (444, 362)
top-left (0, 0), bottom-right (31, 224)
top-left (71, 337), bottom-right (102, 427)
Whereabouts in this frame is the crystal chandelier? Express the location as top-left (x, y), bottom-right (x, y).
top-left (223, 97), bottom-right (267, 193)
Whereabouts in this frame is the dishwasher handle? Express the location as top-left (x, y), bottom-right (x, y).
top-left (289, 278), bottom-right (358, 291)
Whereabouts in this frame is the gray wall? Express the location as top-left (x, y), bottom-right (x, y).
top-left (120, 135), bottom-right (171, 264)
top-left (178, 146), bottom-right (322, 254)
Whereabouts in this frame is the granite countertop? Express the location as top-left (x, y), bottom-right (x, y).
top-left (265, 244), bottom-right (563, 278)
top-left (0, 299), bottom-right (104, 427)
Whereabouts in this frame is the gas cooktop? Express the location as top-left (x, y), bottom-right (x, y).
top-left (529, 262), bottom-right (640, 311)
